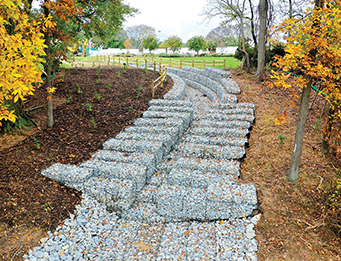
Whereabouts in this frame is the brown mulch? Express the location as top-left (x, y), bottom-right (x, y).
top-left (0, 67), bottom-right (173, 260)
top-left (234, 70), bottom-right (341, 260)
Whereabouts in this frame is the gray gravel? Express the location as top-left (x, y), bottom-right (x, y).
top-left (165, 156), bottom-right (241, 177)
top-left (189, 126), bottom-right (249, 138)
top-left (25, 195), bottom-right (259, 260)
top-left (176, 142), bottom-right (246, 160)
top-left (183, 134), bottom-right (249, 147)
top-left (163, 73), bottom-right (186, 100)
top-left (142, 111), bottom-right (192, 129)
top-left (192, 119), bottom-right (252, 129)
top-left (28, 68), bottom-right (260, 260)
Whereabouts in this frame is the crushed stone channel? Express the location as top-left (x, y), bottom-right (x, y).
top-left (25, 67), bottom-right (259, 260)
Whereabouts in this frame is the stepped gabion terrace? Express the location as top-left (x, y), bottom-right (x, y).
top-left (26, 66), bottom-right (259, 260)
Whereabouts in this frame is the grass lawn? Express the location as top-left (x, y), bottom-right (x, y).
top-left (71, 55), bottom-right (241, 69)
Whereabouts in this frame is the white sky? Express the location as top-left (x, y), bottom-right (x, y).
top-left (32, 0), bottom-right (223, 43)
top-left (123, 0), bottom-right (223, 42)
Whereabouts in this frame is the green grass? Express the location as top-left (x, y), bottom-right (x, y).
top-left (60, 63), bottom-right (72, 69)
top-left (74, 56), bottom-right (98, 62)
top-left (160, 56), bottom-right (240, 69)
top-left (66, 55), bottom-right (241, 69)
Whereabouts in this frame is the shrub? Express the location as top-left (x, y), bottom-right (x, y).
top-left (267, 43), bottom-right (286, 64)
top-left (234, 43), bottom-right (286, 69)
top-left (234, 43), bottom-right (258, 68)
top-left (158, 53), bottom-right (181, 58)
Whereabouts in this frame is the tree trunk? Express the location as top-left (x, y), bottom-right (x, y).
top-left (288, 82), bottom-right (312, 181)
top-left (81, 39), bottom-right (89, 57)
top-left (44, 6), bottom-right (54, 128)
top-left (289, 0), bottom-right (293, 18)
top-left (248, 0), bottom-right (258, 47)
top-left (288, 0), bottom-right (323, 182)
top-left (239, 16), bottom-right (250, 72)
top-left (238, 47), bottom-right (250, 71)
top-left (256, 0), bottom-right (268, 78)
top-left (46, 34), bottom-right (54, 128)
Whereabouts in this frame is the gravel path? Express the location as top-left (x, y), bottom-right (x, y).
top-left (26, 67), bottom-right (259, 260)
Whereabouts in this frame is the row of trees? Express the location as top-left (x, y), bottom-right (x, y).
top-left (103, 24), bottom-right (239, 53)
top-left (142, 35), bottom-right (217, 55)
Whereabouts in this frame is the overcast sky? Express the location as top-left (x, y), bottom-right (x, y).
top-left (123, 0), bottom-right (223, 42)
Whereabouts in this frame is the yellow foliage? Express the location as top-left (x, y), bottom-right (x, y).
top-left (271, 0), bottom-right (341, 120)
top-left (270, 0), bottom-right (341, 156)
top-left (0, 0), bottom-right (46, 126)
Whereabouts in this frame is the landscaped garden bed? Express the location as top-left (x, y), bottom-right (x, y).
top-left (0, 67), bottom-right (173, 260)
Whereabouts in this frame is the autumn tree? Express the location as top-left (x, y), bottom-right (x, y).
top-left (187, 36), bottom-right (206, 56)
top-left (0, 0), bottom-right (46, 131)
top-left (41, 0), bottom-right (83, 128)
top-left (126, 25), bottom-right (156, 51)
top-left (142, 36), bottom-right (158, 53)
top-left (164, 36), bottom-right (183, 53)
top-left (35, 0), bottom-right (136, 128)
top-left (271, 0), bottom-right (341, 181)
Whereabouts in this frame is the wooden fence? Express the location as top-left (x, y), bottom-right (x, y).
top-left (95, 55), bottom-right (227, 69)
top-left (93, 55), bottom-right (167, 97)
top-left (151, 64), bottom-right (167, 98)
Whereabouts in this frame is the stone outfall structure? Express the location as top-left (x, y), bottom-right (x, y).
top-left (28, 66), bottom-right (259, 260)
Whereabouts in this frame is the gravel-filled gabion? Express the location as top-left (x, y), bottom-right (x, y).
top-left (147, 105), bottom-right (194, 115)
top-left (176, 142), bottom-right (246, 160)
top-left (189, 126), bottom-right (249, 138)
top-left (102, 138), bottom-right (164, 166)
top-left (220, 77), bottom-right (241, 94)
top-left (204, 67), bottom-right (232, 78)
top-left (183, 67), bottom-right (241, 95)
top-left (205, 107), bottom-right (254, 117)
top-left (133, 117), bottom-right (187, 136)
top-left (41, 163), bottom-right (93, 190)
top-left (83, 176), bottom-right (136, 211)
top-left (183, 78), bottom-right (220, 102)
top-left (148, 99), bottom-right (193, 107)
top-left (169, 156), bottom-right (241, 176)
top-left (120, 126), bottom-right (181, 146)
top-left (142, 110), bottom-right (192, 128)
top-left (183, 134), bottom-right (248, 147)
top-left (155, 182), bottom-right (257, 221)
top-left (212, 102), bottom-right (256, 110)
top-left (163, 73), bottom-right (186, 100)
top-left (192, 119), bottom-right (252, 129)
top-left (169, 67), bottom-right (240, 100)
top-left (91, 150), bottom-right (156, 179)
top-left (80, 160), bottom-right (147, 191)
top-left (24, 195), bottom-right (259, 260)
top-left (115, 132), bottom-right (174, 157)
top-left (204, 112), bottom-right (255, 123)
top-left (167, 168), bottom-right (237, 189)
